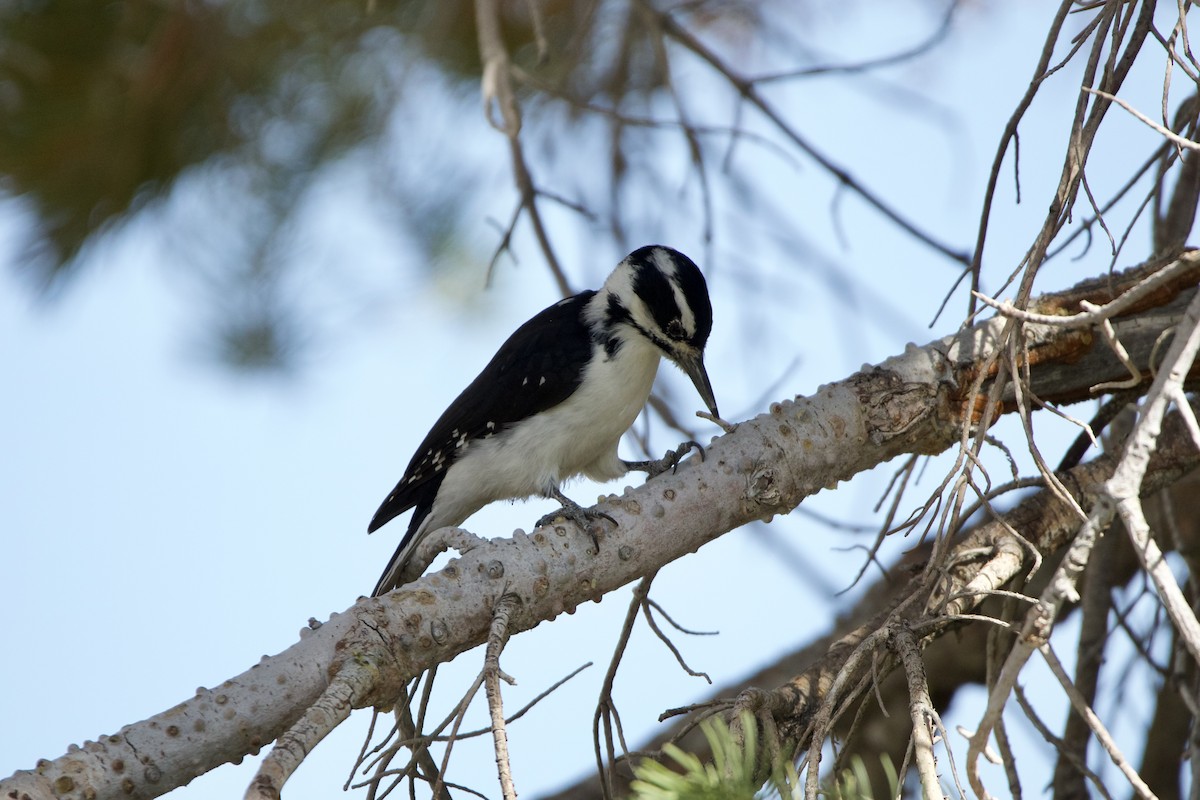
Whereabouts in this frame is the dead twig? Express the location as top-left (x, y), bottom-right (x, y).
top-left (485, 593), bottom-right (522, 800)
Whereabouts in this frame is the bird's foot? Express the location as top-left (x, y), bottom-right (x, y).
top-left (624, 440), bottom-right (705, 479)
top-left (537, 488), bottom-right (616, 550)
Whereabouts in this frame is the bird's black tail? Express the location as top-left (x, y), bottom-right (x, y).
top-left (371, 501), bottom-right (432, 595)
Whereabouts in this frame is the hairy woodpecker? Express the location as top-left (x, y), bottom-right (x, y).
top-left (368, 245), bottom-right (718, 595)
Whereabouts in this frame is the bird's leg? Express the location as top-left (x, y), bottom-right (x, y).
top-left (537, 486), bottom-right (616, 548)
top-left (624, 440), bottom-right (705, 479)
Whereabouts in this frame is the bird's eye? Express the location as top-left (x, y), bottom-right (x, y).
top-left (666, 319), bottom-right (686, 340)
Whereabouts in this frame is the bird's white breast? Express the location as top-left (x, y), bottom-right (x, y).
top-left (426, 334), bottom-right (661, 530)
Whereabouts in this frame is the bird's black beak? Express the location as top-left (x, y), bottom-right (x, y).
top-left (675, 351), bottom-right (719, 419)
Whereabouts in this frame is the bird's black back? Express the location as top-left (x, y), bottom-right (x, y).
top-left (368, 290), bottom-right (598, 537)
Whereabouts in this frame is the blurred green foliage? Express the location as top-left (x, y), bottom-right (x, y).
top-left (630, 712), bottom-right (788, 800)
top-left (0, 0), bottom-right (701, 367)
top-left (1, 0), bottom-right (376, 285)
top-left (0, 0), bottom-right (684, 277)
top-left (629, 712), bottom-right (903, 800)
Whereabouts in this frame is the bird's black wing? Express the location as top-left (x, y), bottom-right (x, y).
top-left (368, 290), bottom-right (598, 534)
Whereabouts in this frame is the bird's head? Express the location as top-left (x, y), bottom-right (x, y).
top-left (596, 245), bottom-right (718, 418)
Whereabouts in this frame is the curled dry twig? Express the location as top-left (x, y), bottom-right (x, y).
top-left (971, 252), bottom-right (1200, 329)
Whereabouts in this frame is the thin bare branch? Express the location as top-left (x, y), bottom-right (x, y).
top-left (888, 625), bottom-right (945, 799)
top-left (1041, 645), bottom-right (1158, 799)
top-left (1087, 87), bottom-right (1200, 150)
top-left (485, 594), bottom-right (521, 800)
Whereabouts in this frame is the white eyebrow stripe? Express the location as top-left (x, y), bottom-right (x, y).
top-left (652, 248), bottom-right (696, 337)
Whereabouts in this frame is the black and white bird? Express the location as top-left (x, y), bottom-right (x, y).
top-left (368, 245), bottom-right (718, 595)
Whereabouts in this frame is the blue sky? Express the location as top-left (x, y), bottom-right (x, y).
top-left (2, 2), bottom-right (1186, 797)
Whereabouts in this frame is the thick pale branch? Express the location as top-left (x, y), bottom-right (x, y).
top-left (4, 261), bottom-right (1198, 800)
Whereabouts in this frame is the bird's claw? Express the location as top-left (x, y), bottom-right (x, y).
top-left (537, 489), bottom-right (616, 551)
top-left (536, 505), bottom-right (617, 531)
top-left (627, 439), bottom-right (705, 479)
top-left (670, 439), bottom-right (706, 470)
